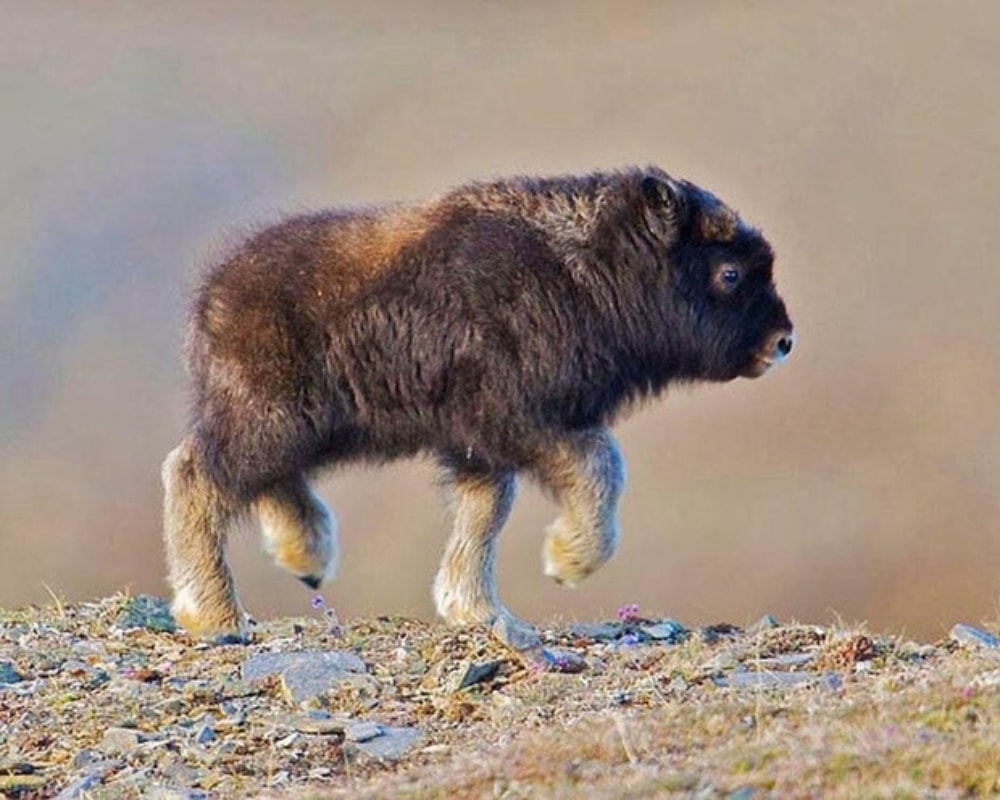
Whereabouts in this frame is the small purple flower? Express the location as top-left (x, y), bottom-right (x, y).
top-left (311, 595), bottom-right (326, 610)
top-left (617, 603), bottom-right (641, 622)
top-left (621, 632), bottom-right (641, 647)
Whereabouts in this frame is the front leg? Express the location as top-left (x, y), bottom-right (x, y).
top-left (433, 466), bottom-right (517, 627)
top-left (531, 427), bottom-right (625, 587)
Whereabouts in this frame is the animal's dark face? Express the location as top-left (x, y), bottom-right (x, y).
top-left (640, 171), bottom-right (794, 382)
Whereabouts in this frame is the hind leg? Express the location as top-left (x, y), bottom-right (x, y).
top-left (162, 437), bottom-right (249, 642)
top-left (255, 475), bottom-right (339, 590)
top-left (532, 427), bottom-right (625, 587)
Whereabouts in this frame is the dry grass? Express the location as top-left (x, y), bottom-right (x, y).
top-left (3, 596), bottom-right (1000, 798)
top-left (313, 627), bottom-right (1000, 799)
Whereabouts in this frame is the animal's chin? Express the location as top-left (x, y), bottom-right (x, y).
top-left (740, 357), bottom-right (775, 379)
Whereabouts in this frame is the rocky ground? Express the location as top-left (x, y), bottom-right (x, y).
top-left (2, 594), bottom-right (1000, 799)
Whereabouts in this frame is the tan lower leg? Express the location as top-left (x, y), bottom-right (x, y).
top-left (161, 438), bottom-right (248, 639)
top-left (433, 469), bottom-right (515, 626)
top-left (255, 476), bottom-right (338, 589)
top-left (533, 428), bottom-right (625, 587)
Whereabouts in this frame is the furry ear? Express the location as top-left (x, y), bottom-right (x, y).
top-left (640, 173), bottom-right (687, 239)
top-left (640, 174), bottom-right (680, 211)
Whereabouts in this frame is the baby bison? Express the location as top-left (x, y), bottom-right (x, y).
top-left (162, 166), bottom-right (794, 647)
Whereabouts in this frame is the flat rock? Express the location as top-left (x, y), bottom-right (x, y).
top-left (113, 595), bottom-right (177, 633)
top-left (641, 620), bottom-right (688, 643)
top-left (242, 650), bottom-right (368, 703)
top-left (950, 623), bottom-right (1000, 649)
top-left (353, 726), bottom-right (421, 760)
top-left (714, 671), bottom-right (820, 689)
top-left (569, 622), bottom-right (622, 642)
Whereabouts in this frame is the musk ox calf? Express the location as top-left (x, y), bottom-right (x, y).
top-left (162, 166), bottom-right (794, 647)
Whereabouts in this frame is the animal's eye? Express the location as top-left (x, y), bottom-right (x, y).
top-left (720, 267), bottom-right (741, 287)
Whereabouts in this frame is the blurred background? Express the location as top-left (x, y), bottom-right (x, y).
top-left (2, 1), bottom-right (998, 641)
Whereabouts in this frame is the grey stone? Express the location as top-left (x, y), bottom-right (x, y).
top-left (820, 673), bottom-right (844, 691)
top-left (703, 649), bottom-right (741, 672)
top-left (99, 727), bottom-right (145, 753)
top-left (113, 595), bottom-right (177, 633)
top-left (55, 772), bottom-right (104, 799)
top-left (0, 660), bottom-right (24, 685)
top-left (193, 725), bottom-right (215, 744)
top-left (288, 711), bottom-right (351, 735)
top-left (457, 660), bottom-right (502, 690)
top-left (345, 721), bottom-right (383, 743)
top-left (242, 650), bottom-right (367, 703)
top-left (161, 760), bottom-right (205, 786)
top-left (641, 620), bottom-right (688, 643)
top-left (354, 726), bottom-right (421, 760)
top-left (540, 647), bottom-right (587, 673)
top-left (56, 758), bottom-right (124, 799)
top-left (569, 622), bottom-right (622, 642)
top-left (0, 761), bottom-right (37, 776)
top-left (714, 671), bottom-right (818, 689)
top-left (950, 623), bottom-right (1000, 649)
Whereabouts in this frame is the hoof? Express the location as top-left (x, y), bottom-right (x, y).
top-left (299, 575), bottom-right (323, 590)
top-left (490, 615), bottom-right (588, 673)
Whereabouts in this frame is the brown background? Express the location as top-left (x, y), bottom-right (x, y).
top-left (2, 2), bottom-right (998, 640)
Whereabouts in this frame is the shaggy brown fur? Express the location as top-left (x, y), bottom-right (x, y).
top-left (162, 166), bottom-right (794, 645)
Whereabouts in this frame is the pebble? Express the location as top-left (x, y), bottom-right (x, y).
top-left (242, 650), bottom-right (368, 703)
top-left (345, 721), bottom-right (383, 743)
top-left (113, 595), bottom-right (177, 634)
top-left (193, 725), bottom-right (216, 744)
top-left (288, 711), bottom-right (351, 735)
top-left (0, 660), bottom-right (24, 685)
top-left (540, 647), bottom-right (587, 673)
top-left (950, 623), bottom-right (1000, 649)
top-left (0, 761), bottom-right (37, 776)
top-left (641, 620), bottom-right (688, 643)
top-left (457, 660), bottom-right (502, 690)
top-left (99, 727), bottom-right (146, 753)
top-left (569, 622), bottom-right (622, 642)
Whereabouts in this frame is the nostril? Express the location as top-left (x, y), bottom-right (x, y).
top-left (777, 335), bottom-right (794, 357)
